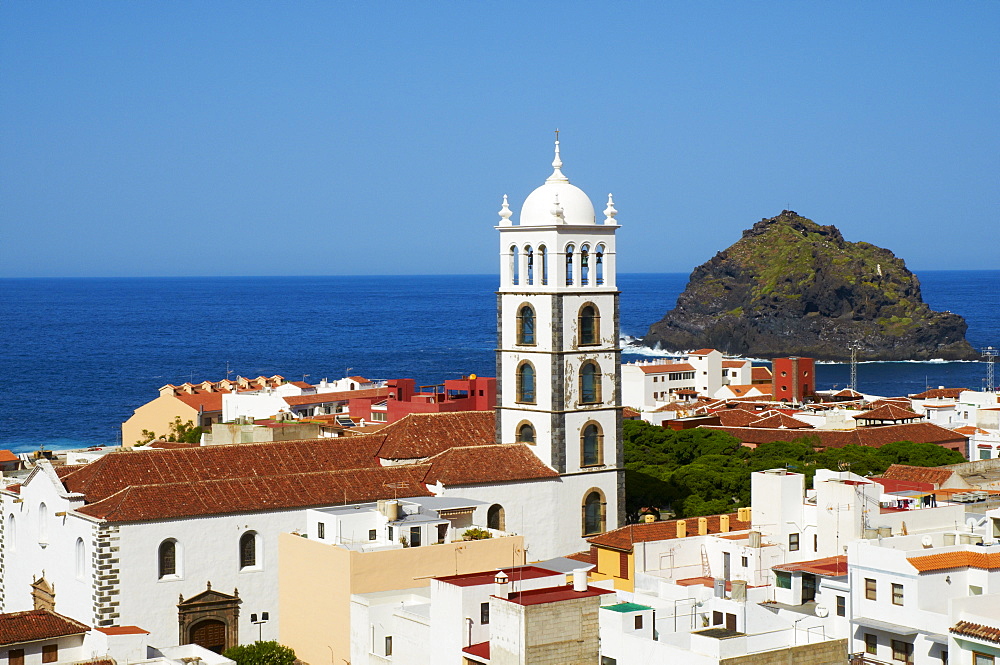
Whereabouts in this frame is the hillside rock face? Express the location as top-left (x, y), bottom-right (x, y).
top-left (644, 211), bottom-right (977, 361)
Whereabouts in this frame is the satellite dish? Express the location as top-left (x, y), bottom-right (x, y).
top-left (815, 605), bottom-right (829, 618)
top-left (921, 535), bottom-right (933, 548)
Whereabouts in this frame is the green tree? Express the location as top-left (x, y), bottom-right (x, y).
top-left (222, 641), bottom-right (296, 665)
top-left (135, 417), bottom-right (204, 445)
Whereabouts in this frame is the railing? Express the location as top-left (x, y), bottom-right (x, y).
top-left (848, 654), bottom-right (892, 665)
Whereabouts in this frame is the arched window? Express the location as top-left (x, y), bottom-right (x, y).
top-left (75, 538), bottom-right (86, 579)
top-left (511, 245), bottom-right (519, 285)
top-left (539, 245), bottom-right (548, 285)
top-left (239, 531), bottom-right (257, 569)
top-left (580, 362), bottom-right (601, 404)
top-left (582, 490), bottom-right (606, 536)
top-left (578, 304), bottom-right (600, 345)
top-left (595, 245), bottom-right (605, 285)
top-left (525, 245), bottom-right (534, 285)
top-left (580, 244), bottom-right (590, 285)
top-left (565, 244), bottom-right (575, 285)
top-left (37, 502), bottom-right (48, 543)
top-left (487, 504), bottom-right (505, 531)
top-left (159, 539), bottom-right (177, 578)
top-left (516, 362), bottom-right (536, 404)
top-left (517, 304), bottom-right (535, 345)
top-left (6, 514), bottom-right (15, 552)
top-left (517, 422), bottom-right (535, 445)
top-left (581, 423), bottom-right (603, 466)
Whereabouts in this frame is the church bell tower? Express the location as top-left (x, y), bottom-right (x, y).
top-left (495, 135), bottom-right (624, 537)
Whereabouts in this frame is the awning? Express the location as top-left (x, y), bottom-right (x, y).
top-left (852, 617), bottom-right (919, 636)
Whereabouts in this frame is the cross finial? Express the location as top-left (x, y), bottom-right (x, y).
top-left (554, 128), bottom-right (559, 142)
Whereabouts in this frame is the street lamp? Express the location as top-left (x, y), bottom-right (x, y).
top-left (250, 612), bottom-right (269, 641)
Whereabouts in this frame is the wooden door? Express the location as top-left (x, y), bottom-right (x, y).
top-left (190, 619), bottom-right (227, 653)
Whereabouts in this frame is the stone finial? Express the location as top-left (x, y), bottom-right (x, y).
top-left (498, 194), bottom-right (513, 226)
top-left (206, 581), bottom-right (212, 590)
top-left (551, 193), bottom-right (565, 222)
top-left (604, 193), bottom-right (618, 224)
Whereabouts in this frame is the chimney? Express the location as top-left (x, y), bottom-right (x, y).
top-left (573, 568), bottom-right (588, 592)
top-left (494, 571), bottom-right (509, 600)
top-left (720, 515), bottom-right (730, 532)
top-left (676, 520), bottom-right (687, 538)
top-left (698, 517), bottom-right (708, 536)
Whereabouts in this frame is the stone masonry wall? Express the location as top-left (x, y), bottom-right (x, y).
top-left (92, 524), bottom-right (121, 627)
top-left (720, 638), bottom-right (847, 665)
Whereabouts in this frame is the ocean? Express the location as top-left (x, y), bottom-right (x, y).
top-left (1, 271), bottom-right (997, 453)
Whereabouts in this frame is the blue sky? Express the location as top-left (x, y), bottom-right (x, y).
top-left (2, 2), bottom-right (997, 277)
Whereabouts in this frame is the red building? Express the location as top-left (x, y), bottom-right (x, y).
top-left (348, 375), bottom-right (496, 424)
top-left (771, 357), bottom-right (816, 403)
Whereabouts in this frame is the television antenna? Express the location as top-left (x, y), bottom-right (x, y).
top-left (983, 346), bottom-right (998, 393)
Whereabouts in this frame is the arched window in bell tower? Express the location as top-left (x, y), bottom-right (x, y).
top-left (595, 244), bottom-right (605, 285)
top-left (582, 489), bottom-right (606, 536)
top-left (516, 362), bottom-right (536, 404)
top-left (580, 244), bottom-right (590, 285)
top-left (538, 245), bottom-right (548, 285)
top-left (525, 245), bottom-right (534, 285)
top-left (581, 422), bottom-right (603, 466)
top-left (511, 245), bottom-right (519, 285)
top-left (517, 304), bottom-right (535, 345)
top-left (580, 361), bottom-right (601, 404)
top-left (517, 421), bottom-right (536, 445)
top-left (565, 244), bottom-right (575, 286)
top-left (578, 304), bottom-right (600, 346)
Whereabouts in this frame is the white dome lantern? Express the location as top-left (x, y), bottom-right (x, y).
top-left (518, 136), bottom-right (596, 226)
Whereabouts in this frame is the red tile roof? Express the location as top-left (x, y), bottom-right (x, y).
top-left (854, 404), bottom-right (923, 421)
top-left (0, 610), bottom-right (89, 646)
top-left (751, 367), bottom-right (773, 382)
top-left (705, 422), bottom-right (965, 450)
top-left (715, 409), bottom-right (764, 427)
top-left (689, 349), bottom-right (717, 355)
top-left (377, 411), bottom-right (495, 459)
top-left (722, 360), bottom-right (748, 368)
top-left (462, 641), bottom-right (490, 659)
top-left (565, 550), bottom-right (596, 566)
top-left (772, 555), bottom-right (847, 577)
top-left (283, 387), bottom-right (388, 406)
top-left (954, 426), bottom-right (990, 436)
top-left (912, 388), bottom-right (967, 400)
top-left (879, 464), bottom-right (955, 487)
top-left (749, 413), bottom-right (812, 429)
top-left (423, 444), bottom-right (558, 486)
top-left (908, 551), bottom-right (1000, 573)
top-left (951, 620), bottom-right (1000, 643)
top-left (0, 450), bottom-right (18, 463)
top-left (75, 466), bottom-right (432, 522)
top-left (94, 626), bottom-right (149, 635)
top-left (833, 389), bottom-right (863, 398)
top-left (622, 407), bottom-right (640, 418)
top-left (174, 391), bottom-right (227, 413)
top-left (639, 363), bottom-right (695, 374)
top-left (587, 513), bottom-right (751, 552)
top-left (436, 566), bottom-right (560, 587)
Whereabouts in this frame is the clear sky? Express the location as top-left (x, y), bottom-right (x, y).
top-left (2, 2), bottom-right (997, 277)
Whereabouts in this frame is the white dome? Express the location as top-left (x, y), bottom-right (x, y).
top-left (520, 181), bottom-right (596, 226)
top-left (517, 139), bottom-right (596, 226)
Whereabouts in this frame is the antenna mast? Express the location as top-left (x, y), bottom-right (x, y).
top-left (849, 343), bottom-right (860, 393)
top-left (983, 346), bottom-right (998, 393)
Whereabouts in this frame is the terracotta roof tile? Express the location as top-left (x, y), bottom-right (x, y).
top-left (748, 413), bottom-right (812, 429)
top-left (639, 363), bottom-right (695, 374)
top-left (751, 367), bottom-right (773, 381)
top-left (689, 349), bottom-right (717, 355)
top-left (377, 412), bottom-right (495, 459)
top-left (715, 409), bottom-right (762, 427)
top-left (565, 550), bottom-right (596, 565)
top-left (722, 385), bottom-right (763, 397)
top-left (423, 444), bottom-right (558, 486)
top-left (722, 360), bottom-right (748, 368)
top-left (705, 422), bottom-right (965, 450)
top-left (879, 464), bottom-right (955, 487)
top-left (854, 404), bottom-right (923, 421)
top-left (951, 620), bottom-right (1000, 643)
top-left (622, 407), bottom-right (640, 418)
top-left (283, 387), bottom-right (388, 406)
top-left (587, 513), bottom-right (751, 552)
top-left (0, 610), bottom-right (89, 646)
top-left (912, 388), bottom-right (967, 400)
top-left (772, 555), bottom-right (847, 577)
top-left (0, 450), bottom-right (18, 463)
top-left (75, 466), bottom-right (432, 522)
top-left (908, 551), bottom-right (1000, 573)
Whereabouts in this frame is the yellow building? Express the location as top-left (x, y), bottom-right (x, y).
top-left (278, 530), bottom-right (525, 665)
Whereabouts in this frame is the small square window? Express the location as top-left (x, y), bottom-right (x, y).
top-left (975, 653), bottom-right (994, 665)
top-left (836, 595), bottom-right (845, 617)
top-left (42, 646), bottom-right (57, 664)
top-left (789, 533), bottom-right (799, 551)
top-left (892, 582), bottom-right (904, 606)
top-left (368, 529), bottom-right (376, 541)
top-left (634, 615), bottom-right (643, 630)
top-left (892, 639), bottom-right (913, 663)
top-left (8, 649), bottom-right (24, 665)
top-left (865, 633), bottom-right (877, 655)
top-left (741, 556), bottom-right (748, 568)
top-left (865, 578), bottom-right (877, 601)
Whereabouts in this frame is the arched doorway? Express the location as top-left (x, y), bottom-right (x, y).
top-left (487, 504), bottom-right (505, 531)
top-left (189, 619), bottom-right (227, 654)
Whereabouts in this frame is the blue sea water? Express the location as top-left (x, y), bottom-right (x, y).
top-left (1, 271), bottom-right (997, 453)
